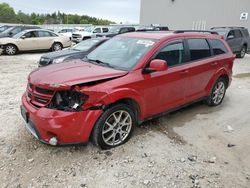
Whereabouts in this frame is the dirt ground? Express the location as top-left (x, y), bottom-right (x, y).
top-left (0, 52), bottom-right (250, 188)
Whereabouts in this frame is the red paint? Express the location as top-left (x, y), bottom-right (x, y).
top-left (21, 32), bottom-right (235, 145)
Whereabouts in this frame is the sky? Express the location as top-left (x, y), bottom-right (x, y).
top-left (0, 0), bottom-right (141, 23)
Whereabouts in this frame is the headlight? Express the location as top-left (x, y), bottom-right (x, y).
top-left (53, 57), bottom-right (68, 64)
top-left (49, 91), bottom-right (89, 112)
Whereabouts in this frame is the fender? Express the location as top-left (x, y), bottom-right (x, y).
top-left (205, 67), bottom-right (230, 95)
top-left (84, 88), bottom-right (145, 119)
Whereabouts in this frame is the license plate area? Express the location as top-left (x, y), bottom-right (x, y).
top-left (21, 105), bottom-right (28, 123)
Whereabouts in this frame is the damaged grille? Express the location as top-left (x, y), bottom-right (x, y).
top-left (26, 83), bottom-right (55, 108)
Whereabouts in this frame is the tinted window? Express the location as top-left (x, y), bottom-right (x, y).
top-left (187, 39), bottom-right (211, 61)
top-left (23, 31), bottom-right (37, 38)
top-left (103, 28), bottom-right (109, 33)
top-left (209, 39), bottom-right (228, 55)
top-left (242, 29), bottom-right (249, 37)
top-left (234, 30), bottom-right (243, 38)
top-left (38, 31), bottom-right (57, 37)
top-left (120, 28), bottom-right (129, 33)
top-left (93, 28), bottom-right (101, 33)
top-left (10, 27), bottom-right (22, 35)
top-left (155, 42), bottom-right (185, 67)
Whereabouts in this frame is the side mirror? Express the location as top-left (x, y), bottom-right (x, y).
top-left (143, 59), bottom-right (168, 74)
top-left (21, 36), bottom-right (26, 39)
top-left (227, 35), bottom-right (234, 40)
top-left (8, 32), bottom-right (12, 36)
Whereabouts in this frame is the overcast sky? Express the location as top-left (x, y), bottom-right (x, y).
top-left (0, 0), bottom-right (141, 23)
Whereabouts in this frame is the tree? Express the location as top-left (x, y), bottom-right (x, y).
top-left (0, 3), bottom-right (16, 23)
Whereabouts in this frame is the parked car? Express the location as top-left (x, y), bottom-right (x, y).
top-left (0, 25), bottom-right (13, 33)
top-left (96, 26), bottom-right (135, 38)
top-left (0, 29), bottom-right (72, 55)
top-left (137, 25), bottom-right (169, 32)
top-left (211, 27), bottom-right (250, 58)
top-left (0, 25), bottom-right (40, 38)
top-left (39, 38), bottom-right (108, 67)
top-left (72, 27), bottom-right (109, 43)
top-left (58, 28), bottom-right (74, 38)
top-left (21, 31), bottom-right (234, 149)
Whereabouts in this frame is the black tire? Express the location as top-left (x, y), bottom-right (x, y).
top-left (206, 78), bottom-right (227, 106)
top-left (51, 42), bottom-right (63, 51)
top-left (236, 46), bottom-right (246, 58)
top-left (5, 44), bottom-right (18, 55)
top-left (92, 104), bottom-right (136, 150)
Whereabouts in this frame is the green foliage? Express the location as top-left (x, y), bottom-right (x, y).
top-left (0, 3), bottom-right (16, 23)
top-left (0, 3), bottom-right (115, 25)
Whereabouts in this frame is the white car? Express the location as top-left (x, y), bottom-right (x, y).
top-left (58, 29), bottom-right (74, 39)
top-left (0, 29), bottom-right (72, 55)
top-left (72, 27), bottom-right (109, 43)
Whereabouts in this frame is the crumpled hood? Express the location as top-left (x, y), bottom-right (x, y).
top-left (29, 59), bottom-right (128, 88)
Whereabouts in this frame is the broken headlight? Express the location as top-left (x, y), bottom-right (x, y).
top-left (49, 91), bottom-right (89, 112)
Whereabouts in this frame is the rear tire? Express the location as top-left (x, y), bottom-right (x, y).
top-left (92, 104), bottom-right (135, 150)
top-left (5, 44), bottom-right (17, 55)
top-left (236, 46), bottom-right (246, 58)
top-left (51, 43), bottom-right (63, 51)
top-left (206, 78), bottom-right (227, 106)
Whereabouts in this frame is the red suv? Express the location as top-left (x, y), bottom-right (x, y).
top-left (21, 31), bottom-right (235, 149)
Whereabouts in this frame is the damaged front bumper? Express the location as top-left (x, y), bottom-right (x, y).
top-left (21, 94), bottom-right (103, 145)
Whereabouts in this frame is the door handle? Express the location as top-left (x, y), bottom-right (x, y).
top-left (180, 70), bottom-right (189, 75)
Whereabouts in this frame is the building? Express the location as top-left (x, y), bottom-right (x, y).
top-left (140, 0), bottom-right (250, 30)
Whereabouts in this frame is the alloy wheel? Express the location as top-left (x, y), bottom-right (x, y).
top-left (6, 45), bottom-right (16, 55)
top-left (53, 43), bottom-right (62, 51)
top-left (241, 47), bottom-right (246, 57)
top-left (212, 81), bottom-right (225, 105)
top-left (102, 110), bottom-right (132, 146)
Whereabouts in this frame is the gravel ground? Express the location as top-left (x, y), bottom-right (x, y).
top-left (0, 52), bottom-right (250, 188)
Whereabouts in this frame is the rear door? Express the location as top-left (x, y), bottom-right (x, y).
top-left (36, 31), bottom-right (56, 49)
top-left (184, 38), bottom-right (214, 102)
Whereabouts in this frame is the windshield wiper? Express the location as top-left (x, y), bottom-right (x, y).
top-left (85, 56), bottom-right (114, 68)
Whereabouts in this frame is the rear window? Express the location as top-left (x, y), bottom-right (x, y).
top-left (209, 39), bottom-right (228, 55)
top-left (187, 39), bottom-right (211, 61)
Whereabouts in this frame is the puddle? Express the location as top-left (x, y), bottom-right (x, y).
top-left (233, 73), bottom-right (250, 78)
top-left (136, 102), bottom-right (222, 145)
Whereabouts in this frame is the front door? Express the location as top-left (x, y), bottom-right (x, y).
top-left (141, 41), bottom-right (189, 117)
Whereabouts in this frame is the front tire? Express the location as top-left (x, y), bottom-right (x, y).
top-left (206, 78), bottom-right (227, 106)
top-left (92, 104), bottom-right (136, 149)
top-left (5, 44), bottom-right (17, 55)
top-left (52, 42), bottom-right (63, 51)
top-left (236, 46), bottom-right (246, 58)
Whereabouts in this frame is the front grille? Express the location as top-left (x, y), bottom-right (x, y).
top-left (26, 83), bottom-right (55, 108)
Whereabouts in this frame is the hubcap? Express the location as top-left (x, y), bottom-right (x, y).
top-left (212, 81), bottom-right (225, 105)
top-left (6, 46), bottom-right (15, 55)
top-left (54, 44), bottom-right (62, 51)
top-left (241, 48), bottom-right (246, 57)
top-left (102, 110), bottom-right (132, 146)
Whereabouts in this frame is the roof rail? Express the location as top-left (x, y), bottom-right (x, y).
top-left (211, 27), bottom-right (246, 29)
top-left (174, 30), bottom-right (218, 35)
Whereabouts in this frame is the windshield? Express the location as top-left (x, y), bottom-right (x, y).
top-left (109, 27), bottom-right (121, 33)
top-left (2, 27), bottom-right (14, 34)
top-left (0, 26), bottom-right (9, 33)
top-left (72, 39), bottom-right (102, 51)
top-left (84, 27), bottom-right (94, 32)
top-left (215, 30), bottom-right (227, 37)
top-left (86, 37), bottom-right (157, 70)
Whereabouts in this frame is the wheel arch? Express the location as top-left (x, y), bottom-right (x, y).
top-left (5, 43), bottom-right (19, 51)
top-left (205, 68), bottom-right (230, 95)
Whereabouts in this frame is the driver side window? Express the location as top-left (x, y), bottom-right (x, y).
top-left (23, 31), bottom-right (37, 38)
top-left (155, 42), bottom-right (185, 67)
